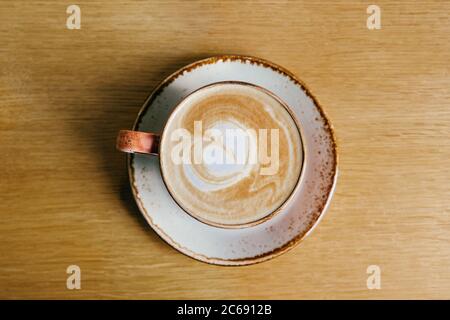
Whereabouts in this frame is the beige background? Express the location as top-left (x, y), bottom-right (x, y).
top-left (0, 1), bottom-right (449, 299)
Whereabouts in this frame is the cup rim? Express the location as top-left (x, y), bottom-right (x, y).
top-left (157, 80), bottom-right (307, 229)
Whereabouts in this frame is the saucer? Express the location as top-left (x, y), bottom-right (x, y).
top-left (128, 55), bottom-right (338, 265)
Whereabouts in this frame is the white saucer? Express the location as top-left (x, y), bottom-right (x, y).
top-left (128, 55), bottom-right (338, 265)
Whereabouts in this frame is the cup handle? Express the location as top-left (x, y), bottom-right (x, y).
top-left (116, 130), bottom-right (160, 155)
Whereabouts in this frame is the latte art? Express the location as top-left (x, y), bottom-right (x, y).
top-left (160, 83), bottom-right (303, 226)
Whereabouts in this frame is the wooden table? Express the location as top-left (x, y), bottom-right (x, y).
top-left (0, 0), bottom-right (449, 299)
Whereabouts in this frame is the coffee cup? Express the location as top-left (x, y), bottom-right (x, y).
top-left (117, 81), bottom-right (305, 228)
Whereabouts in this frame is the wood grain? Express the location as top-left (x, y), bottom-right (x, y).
top-left (0, 0), bottom-right (449, 299)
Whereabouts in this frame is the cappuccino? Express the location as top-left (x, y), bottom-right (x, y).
top-left (160, 83), bottom-right (303, 227)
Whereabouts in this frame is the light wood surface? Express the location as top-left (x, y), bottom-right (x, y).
top-left (0, 0), bottom-right (449, 299)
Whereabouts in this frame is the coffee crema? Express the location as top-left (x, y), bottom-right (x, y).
top-left (160, 83), bottom-right (303, 226)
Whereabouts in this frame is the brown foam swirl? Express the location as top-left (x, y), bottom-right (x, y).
top-left (160, 83), bottom-right (303, 226)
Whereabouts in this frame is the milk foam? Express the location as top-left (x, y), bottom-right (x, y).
top-left (160, 83), bottom-right (303, 226)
